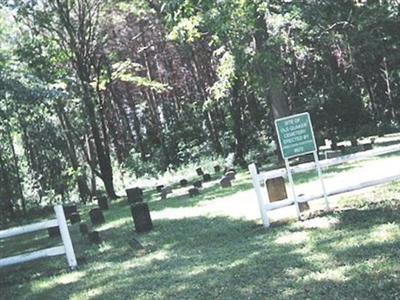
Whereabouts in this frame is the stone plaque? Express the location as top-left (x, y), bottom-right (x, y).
top-left (265, 177), bottom-right (287, 203)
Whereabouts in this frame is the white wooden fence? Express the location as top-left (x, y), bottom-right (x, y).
top-left (0, 205), bottom-right (78, 269)
top-left (249, 144), bottom-right (400, 228)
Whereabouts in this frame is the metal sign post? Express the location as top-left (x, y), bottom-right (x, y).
top-left (275, 112), bottom-right (330, 217)
top-left (284, 159), bottom-right (301, 218)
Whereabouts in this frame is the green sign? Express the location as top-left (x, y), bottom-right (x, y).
top-left (275, 112), bottom-right (317, 159)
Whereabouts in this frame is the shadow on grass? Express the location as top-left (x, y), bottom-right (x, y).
top-left (2, 201), bottom-right (400, 299)
top-left (2, 186), bottom-right (400, 300)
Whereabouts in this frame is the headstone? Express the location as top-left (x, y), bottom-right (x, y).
top-left (203, 174), bottom-right (212, 182)
top-left (180, 179), bottom-right (188, 187)
top-left (363, 143), bottom-right (373, 151)
top-left (193, 180), bottom-right (202, 188)
top-left (189, 187), bottom-right (200, 197)
top-left (220, 177), bottom-right (232, 188)
top-left (97, 196), bottom-right (109, 210)
top-left (196, 167), bottom-right (204, 176)
top-left (130, 203), bottom-right (153, 233)
top-left (128, 238), bottom-right (144, 250)
top-left (299, 201), bottom-right (310, 213)
top-left (161, 186), bottom-right (172, 200)
top-left (227, 168), bottom-right (236, 174)
top-left (338, 145), bottom-right (346, 154)
top-left (214, 165), bottom-right (221, 173)
top-left (88, 231), bottom-right (101, 244)
top-left (70, 212), bottom-right (81, 224)
top-left (48, 226), bottom-right (61, 238)
top-left (126, 187), bottom-right (143, 204)
top-left (89, 208), bottom-right (105, 225)
top-left (79, 223), bottom-right (89, 235)
top-left (156, 185), bottom-right (165, 192)
top-left (265, 177), bottom-right (287, 203)
top-left (225, 171), bottom-right (236, 180)
top-left (325, 150), bottom-right (342, 159)
top-left (63, 205), bottom-right (77, 219)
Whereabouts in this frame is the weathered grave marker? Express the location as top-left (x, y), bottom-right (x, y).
top-left (63, 205), bottom-right (77, 219)
top-left (126, 187), bottom-right (143, 204)
top-left (89, 208), bottom-right (105, 225)
top-left (298, 201), bottom-right (310, 212)
top-left (193, 180), bottom-right (203, 188)
top-left (180, 179), bottom-right (188, 187)
top-left (69, 212), bottom-right (81, 224)
top-left (203, 174), bottom-right (212, 182)
top-left (225, 171), bottom-right (236, 180)
top-left (48, 226), bottom-right (61, 238)
top-left (161, 186), bottom-right (172, 200)
top-left (97, 196), bottom-right (109, 210)
top-left (227, 168), bottom-right (236, 174)
top-left (265, 177), bottom-right (287, 203)
top-left (196, 167), bottom-right (204, 176)
top-left (189, 187), bottom-right (200, 197)
top-left (130, 203), bottom-right (153, 233)
top-left (363, 143), bottom-right (373, 151)
top-left (220, 177), bottom-right (232, 188)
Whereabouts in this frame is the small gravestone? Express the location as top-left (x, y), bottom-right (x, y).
top-left (225, 171), bottom-right (236, 180)
top-left (89, 208), bottom-right (105, 225)
top-left (126, 187), bottom-right (143, 204)
top-left (227, 168), bottom-right (236, 174)
top-left (79, 223), bottom-right (89, 235)
top-left (48, 226), bottom-right (61, 238)
top-left (97, 196), bottom-right (109, 210)
top-left (88, 231), bottom-right (101, 244)
top-left (131, 203), bottom-right (153, 233)
top-left (363, 143), bottom-right (373, 151)
top-left (196, 167), bottom-right (204, 176)
top-left (128, 238), bottom-right (144, 250)
top-left (156, 185), bottom-right (164, 192)
top-left (325, 150), bottom-right (341, 159)
top-left (193, 180), bottom-right (202, 188)
top-left (338, 145), bottom-right (346, 154)
top-left (220, 177), bottom-right (232, 188)
top-left (299, 201), bottom-right (310, 213)
top-left (180, 179), bottom-right (188, 187)
top-left (161, 186), bottom-right (172, 200)
top-left (214, 165), bottom-right (221, 173)
top-left (265, 177), bottom-right (287, 203)
top-left (203, 174), bottom-right (212, 182)
top-left (70, 212), bottom-right (81, 224)
top-left (63, 205), bottom-right (77, 219)
top-left (189, 187), bottom-right (200, 197)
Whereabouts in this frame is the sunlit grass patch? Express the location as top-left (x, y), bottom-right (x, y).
top-left (2, 163), bottom-right (400, 299)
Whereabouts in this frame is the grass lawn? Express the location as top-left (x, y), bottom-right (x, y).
top-left (1, 153), bottom-right (400, 299)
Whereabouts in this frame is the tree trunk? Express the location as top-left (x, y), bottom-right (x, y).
top-left (55, 103), bottom-right (91, 203)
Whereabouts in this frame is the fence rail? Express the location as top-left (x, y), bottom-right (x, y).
top-left (249, 144), bottom-right (400, 228)
top-left (0, 205), bottom-right (77, 269)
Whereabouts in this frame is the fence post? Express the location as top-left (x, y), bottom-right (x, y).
top-left (54, 205), bottom-right (78, 270)
top-left (249, 163), bottom-right (270, 228)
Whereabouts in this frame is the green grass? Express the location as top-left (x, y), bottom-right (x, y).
top-left (2, 154), bottom-right (400, 299)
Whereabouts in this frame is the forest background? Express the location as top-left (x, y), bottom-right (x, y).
top-left (0, 0), bottom-right (399, 224)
